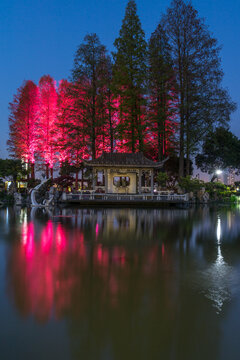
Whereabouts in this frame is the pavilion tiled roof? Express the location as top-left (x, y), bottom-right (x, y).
top-left (86, 152), bottom-right (165, 168)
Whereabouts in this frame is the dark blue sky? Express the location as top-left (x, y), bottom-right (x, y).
top-left (1, 0), bottom-right (240, 158)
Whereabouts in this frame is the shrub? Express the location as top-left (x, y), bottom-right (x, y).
top-left (156, 172), bottom-right (169, 188)
top-left (178, 176), bottom-right (204, 193)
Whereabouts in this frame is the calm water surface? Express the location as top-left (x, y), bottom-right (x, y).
top-left (1, 206), bottom-right (240, 360)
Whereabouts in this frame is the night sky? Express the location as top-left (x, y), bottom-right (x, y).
top-left (1, 0), bottom-right (240, 158)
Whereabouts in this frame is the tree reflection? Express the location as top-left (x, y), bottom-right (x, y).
top-left (6, 207), bottom-right (240, 359)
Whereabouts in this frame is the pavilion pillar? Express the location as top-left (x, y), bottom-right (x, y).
top-left (151, 169), bottom-right (154, 195)
top-left (138, 169), bottom-right (142, 194)
top-left (104, 169), bottom-right (108, 193)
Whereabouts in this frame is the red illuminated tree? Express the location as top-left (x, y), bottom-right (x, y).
top-left (95, 55), bottom-right (119, 154)
top-left (103, 57), bottom-right (116, 153)
top-left (72, 33), bottom-right (111, 159)
top-left (38, 75), bottom-right (58, 178)
top-left (56, 79), bottom-right (74, 165)
top-left (62, 81), bottom-right (90, 188)
top-left (8, 80), bottom-right (39, 178)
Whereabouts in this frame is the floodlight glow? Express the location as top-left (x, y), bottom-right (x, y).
top-left (216, 170), bottom-right (222, 175)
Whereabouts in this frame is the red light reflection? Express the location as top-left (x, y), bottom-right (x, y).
top-left (8, 219), bottom-right (173, 323)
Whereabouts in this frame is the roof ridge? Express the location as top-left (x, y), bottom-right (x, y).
top-left (85, 152), bottom-right (165, 168)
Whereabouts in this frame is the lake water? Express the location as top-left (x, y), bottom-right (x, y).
top-left (1, 206), bottom-right (240, 360)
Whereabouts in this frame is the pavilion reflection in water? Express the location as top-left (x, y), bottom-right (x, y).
top-left (4, 207), bottom-right (240, 359)
top-left (6, 207), bottom-right (238, 317)
top-left (7, 207), bottom-right (184, 322)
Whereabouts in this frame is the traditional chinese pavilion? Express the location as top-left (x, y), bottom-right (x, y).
top-left (86, 152), bottom-right (165, 194)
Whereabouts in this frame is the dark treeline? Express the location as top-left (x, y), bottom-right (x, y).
top-left (8, 0), bottom-right (236, 179)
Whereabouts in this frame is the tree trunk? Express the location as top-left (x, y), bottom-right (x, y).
top-left (185, 78), bottom-right (191, 176)
top-left (108, 92), bottom-right (114, 153)
top-left (136, 100), bottom-right (143, 152)
top-left (157, 95), bottom-right (162, 161)
top-left (177, 37), bottom-right (185, 179)
top-left (31, 163), bottom-right (35, 179)
top-left (46, 164), bottom-right (49, 179)
top-left (92, 124), bottom-right (96, 159)
top-left (81, 168), bottom-right (84, 189)
top-left (137, 115), bottom-right (143, 152)
top-left (110, 123), bottom-right (114, 152)
top-left (186, 112), bottom-right (190, 176)
top-left (163, 91), bottom-right (167, 158)
top-left (179, 119), bottom-right (185, 178)
top-left (27, 161), bottom-right (29, 181)
top-left (179, 88), bottom-right (185, 178)
top-left (92, 82), bottom-right (96, 159)
top-left (75, 170), bottom-right (79, 190)
top-left (131, 116), bottom-right (135, 153)
top-left (131, 104), bottom-right (135, 153)
top-left (50, 167), bottom-right (53, 179)
top-left (186, 154), bottom-right (190, 176)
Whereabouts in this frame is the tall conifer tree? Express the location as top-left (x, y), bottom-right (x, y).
top-left (38, 75), bottom-right (58, 178)
top-left (56, 79), bottom-right (74, 165)
top-left (8, 80), bottom-right (39, 179)
top-left (64, 81), bottom-right (90, 187)
top-left (112, 0), bottom-right (147, 153)
top-left (148, 23), bottom-right (178, 161)
top-left (100, 56), bottom-right (118, 153)
top-left (162, 0), bottom-right (235, 177)
top-left (72, 33), bottom-right (109, 159)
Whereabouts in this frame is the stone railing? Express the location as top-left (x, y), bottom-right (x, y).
top-left (63, 192), bottom-right (189, 202)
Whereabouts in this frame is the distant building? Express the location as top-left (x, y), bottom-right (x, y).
top-left (224, 170), bottom-right (235, 186)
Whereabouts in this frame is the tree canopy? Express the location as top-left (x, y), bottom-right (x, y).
top-left (162, 0), bottom-right (236, 176)
top-left (195, 127), bottom-right (240, 173)
top-left (112, 0), bottom-right (147, 153)
top-left (0, 159), bottom-right (27, 182)
top-left (7, 0), bottom-right (236, 181)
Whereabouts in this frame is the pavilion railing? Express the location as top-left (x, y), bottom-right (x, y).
top-left (63, 192), bottom-right (189, 202)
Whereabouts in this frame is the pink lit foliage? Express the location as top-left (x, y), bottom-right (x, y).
top-left (8, 73), bottom-right (178, 174)
top-left (96, 94), bottom-right (119, 156)
top-left (61, 81), bottom-right (91, 187)
top-left (113, 92), bottom-right (148, 154)
top-left (56, 79), bottom-right (74, 164)
top-left (38, 75), bottom-right (58, 178)
top-left (8, 80), bottom-right (39, 178)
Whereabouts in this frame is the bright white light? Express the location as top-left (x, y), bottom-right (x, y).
top-left (216, 217), bottom-right (221, 243)
top-left (216, 170), bottom-right (222, 175)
